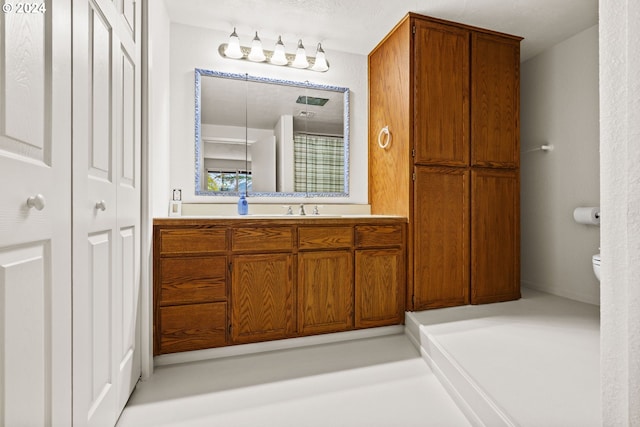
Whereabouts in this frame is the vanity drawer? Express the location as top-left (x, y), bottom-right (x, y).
top-left (159, 228), bottom-right (227, 255)
top-left (232, 226), bottom-right (294, 252)
top-left (355, 225), bottom-right (404, 248)
top-left (298, 226), bottom-right (353, 250)
top-left (158, 302), bottom-right (227, 354)
top-left (159, 256), bottom-right (227, 305)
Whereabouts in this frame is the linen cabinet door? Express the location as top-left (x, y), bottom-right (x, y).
top-left (413, 19), bottom-right (470, 167)
top-left (231, 253), bottom-right (295, 344)
top-left (471, 169), bottom-right (520, 303)
top-left (471, 32), bottom-right (520, 168)
top-left (298, 251), bottom-right (353, 336)
top-left (413, 167), bottom-right (470, 309)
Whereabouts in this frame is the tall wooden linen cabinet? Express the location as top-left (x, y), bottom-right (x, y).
top-left (369, 13), bottom-right (522, 310)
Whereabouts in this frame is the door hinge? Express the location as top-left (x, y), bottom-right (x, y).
top-left (412, 148), bottom-right (416, 157)
top-left (412, 25), bottom-right (416, 35)
top-left (412, 172), bottom-right (416, 181)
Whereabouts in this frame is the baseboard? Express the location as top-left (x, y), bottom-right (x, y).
top-left (154, 325), bottom-right (404, 367)
top-left (521, 281), bottom-right (600, 306)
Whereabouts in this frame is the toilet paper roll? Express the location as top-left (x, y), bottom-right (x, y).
top-left (573, 207), bottom-right (600, 225)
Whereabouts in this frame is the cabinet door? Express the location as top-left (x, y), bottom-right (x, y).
top-left (414, 19), bottom-right (470, 166)
top-left (231, 254), bottom-right (294, 344)
top-left (471, 33), bottom-right (520, 168)
top-left (413, 167), bottom-right (470, 309)
top-left (471, 169), bottom-right (520, 303)
top-left (298, 251), bottom-right (353, 335)
top-left (355, 248), bottom-right (405, 328)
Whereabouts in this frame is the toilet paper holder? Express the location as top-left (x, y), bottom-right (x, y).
top-left (573, 207), bottom-right (600, 225)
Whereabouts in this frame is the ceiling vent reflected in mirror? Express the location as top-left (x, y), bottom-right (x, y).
top-left (296, 95), bottom-right (329, 106)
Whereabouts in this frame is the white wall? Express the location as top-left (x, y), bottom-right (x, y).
top-left (148, 3), bottom-right (172, 216)
top-left (520, 25), bottom-right (600, 305)
top-left (600, 0), bottom-right (640, 423)
top-left (143, 0), bottom-right (171, 379)
top-left (169, 23), bottom-right (368, 204)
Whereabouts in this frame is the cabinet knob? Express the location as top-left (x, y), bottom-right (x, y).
top-left (95, 200), bottom-right (107, 211)
top-left (26, 194), bottom-right (46, 210)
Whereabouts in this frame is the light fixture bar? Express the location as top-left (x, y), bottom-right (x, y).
top-left (218, 36), bottom-right (329, 72)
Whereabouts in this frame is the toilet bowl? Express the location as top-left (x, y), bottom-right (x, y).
top-left (592, 254), bottom-right (600, 281)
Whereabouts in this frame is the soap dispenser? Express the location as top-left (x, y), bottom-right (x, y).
top-left (237, 192), bottom-right (248, 215)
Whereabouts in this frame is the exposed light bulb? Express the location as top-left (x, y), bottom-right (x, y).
top-left (292, 39), bottom-right (309, 68)
top-left (248, 31), bottom-right (266, 62)
top-left (224, 27), bottom-right (243, 59)
top-left (270, 35), bottom-right (288, 66)
top-left (311, 43), bottom-right (329, 72)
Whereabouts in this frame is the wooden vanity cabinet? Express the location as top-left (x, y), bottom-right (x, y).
top-left (355, 225), bottom-right (406, 327)
top-left (153, 217), bottom-right (407, 355)
top-left (297, 226), bottom-right (354, 336)
top-left (231, 253), bottom-right (295, 344)
top-left (154, 227), bottom-right (229, 355)
top-left (230, 226), bottom-right (295, 344)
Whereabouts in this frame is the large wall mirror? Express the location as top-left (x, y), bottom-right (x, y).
top-left (195, 69), bottom-right (350, 197)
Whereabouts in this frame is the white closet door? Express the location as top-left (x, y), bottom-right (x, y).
top-left (0, 2), bottom-right (72, 426)
top-left (115, 0), bottom-right (142, 411)
top-left (72, 0), bottom-right (141, 425)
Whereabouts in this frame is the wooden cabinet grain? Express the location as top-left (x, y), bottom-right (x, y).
top-left (159, 303), bottom-right (227, 354)
top-left (471, 32), bottom-right (521, 168)
top-left (413, 19), bottom-right (470, 167)
top-left (297, 250), bottom-right (353, 335)
top-left (154, 217), bottom-right (406, 355)
top-left (355, 225), bottom-right (405, 327)
top-left (413, 167), bottom-right (469, 309)
top-left (231, 253), bottom-right (295, 344)
top-left (471, 169), bottom-right (520, 303)
top-left (369, 13), bottom-right (521, 310)
top-left (355, 249), bottom-right (404, 328)
top-left (154, 227), bottom-right (229, 355)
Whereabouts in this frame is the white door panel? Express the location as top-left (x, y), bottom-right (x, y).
top-left (74, 0), bottom-right (141, 425)
top-left (0, 1), bottom-right (72, 425)
top-left (0, 244), bottom-right (50, 426)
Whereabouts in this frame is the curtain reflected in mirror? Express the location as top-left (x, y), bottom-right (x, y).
top-left (294, 134), bottom-right (344, 193)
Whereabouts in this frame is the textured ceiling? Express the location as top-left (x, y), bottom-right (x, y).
top-left (163, 0), bottom-right (598, 61)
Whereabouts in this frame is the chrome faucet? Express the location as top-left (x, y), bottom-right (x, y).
top-left (285, 205), bottom-right (293, 215)
top-left (299, 204), bottom-right (306, 216)
top-left (312, 205), bottom-right (320, 215)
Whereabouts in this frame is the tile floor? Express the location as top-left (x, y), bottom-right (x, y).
top-left (118, 288), bottom-right (600, 427)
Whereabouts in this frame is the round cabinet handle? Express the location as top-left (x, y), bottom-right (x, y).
top-left (27, 194), bottom-right (46, 211)
top-left (95, 200), bottom-right (107, 211)
top-left (378, 125), bottom-right (391, 149)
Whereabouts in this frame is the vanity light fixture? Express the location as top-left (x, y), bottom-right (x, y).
top-left (270, 36), bottom-right (288, 65)
top-left (248, 32), bottom-right (266, 62)
top-left (224, 27), bottom-right (244, 59)
top-left (311, 43), bottom-right (329, 72)
top-left (218, 29), bottom-right (329, 72)
top-left (292, 39), bottom-right (309, 68)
